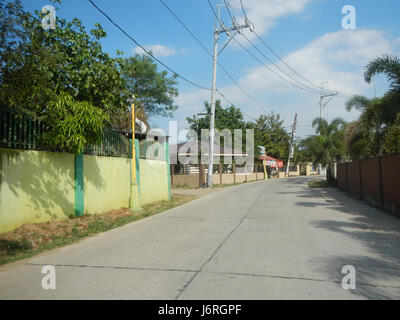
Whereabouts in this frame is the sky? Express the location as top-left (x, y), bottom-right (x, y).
top-left (21, 0), bottom-right (400, 140)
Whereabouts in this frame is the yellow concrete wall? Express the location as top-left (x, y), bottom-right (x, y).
top-left (139, 159), bottom-right (169, 206)
top-left (0, 149), bottom-right (74, 234)
top-left (83, 155), bottom-right (131, 214)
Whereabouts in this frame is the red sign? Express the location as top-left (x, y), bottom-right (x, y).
top-left (277, 161), bottom-right (284, 168)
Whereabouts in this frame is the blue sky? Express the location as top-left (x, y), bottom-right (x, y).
top-left (22, 0), bottom-right (400, 139)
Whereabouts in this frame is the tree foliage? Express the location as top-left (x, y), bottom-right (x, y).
top-left (186, 100), bottom-right (250, 142)
top-left (297, 118), bottom-right (346, 181)
top-left (344, 55), bottom-right (400, 159)
top-left (250, 112), bottom-right (289, 160)
top-left (186, 102), bottom-right (290, 161)
top-left (0, 0), bottom-right (179, 153)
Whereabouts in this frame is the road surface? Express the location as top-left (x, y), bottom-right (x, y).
top-left (1, 177), bottom-right (399, 299)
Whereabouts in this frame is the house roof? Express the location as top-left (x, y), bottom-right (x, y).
top-left (169, 140), bottom-right (248, 164)
top-left (259, 155), bottom-right (281, 162)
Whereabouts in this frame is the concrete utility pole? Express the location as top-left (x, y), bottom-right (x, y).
top-left (318, 83), bottom-right (337, 174)
top-left (319, 82), bottom-right (338, 123)
top-left (285, 113), bottom-right (297, 178)
top-left (207, 4), bottom-right (253, 188)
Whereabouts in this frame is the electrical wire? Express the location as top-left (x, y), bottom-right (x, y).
top-left (216, 89), bottom-right (258, 121)
top-left (231, 36), bottom-right (321, 95)
top-left (88, 0), bottom-right (211, 91)
top-left (223, 0), bottom-right (234, 23)
top-left (241, 33), bottom-right (322, 95)
top-left (239, 0), bottom-right (247, 18)
top-left (240, 0), bottom-right (356, 98)
top-left (159, 0), bottom-right (270, 114)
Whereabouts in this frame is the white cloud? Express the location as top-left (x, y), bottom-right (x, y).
top-left (173, 29), bottom-right (395, 136)
top-left (234, 29), bottom-right (393, 97)
top-left (133, 44), bottom-right (177, 57)
top-left (230, 0), bottom-right (315, 35)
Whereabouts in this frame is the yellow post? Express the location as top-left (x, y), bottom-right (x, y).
top-left (130, 96), bottom-right (141, 210)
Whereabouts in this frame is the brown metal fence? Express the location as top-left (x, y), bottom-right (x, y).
top-left (337, 154), bottom-right (400, 217)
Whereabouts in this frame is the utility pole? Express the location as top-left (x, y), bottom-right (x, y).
top-left (285, 113), bottom-right (297, 178)
top-left (318, 83), bottom-right (337, 175)
top-left (319, 82), bottom-right (338, 122)
top-left (207, 4), bottom-right (253, 188)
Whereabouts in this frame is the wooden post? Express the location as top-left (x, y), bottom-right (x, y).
top-left (378, 156), bottom-right (384, 209)
top-left (358, 160), bottom-right (363, 200)
top-left (170, 164), bottom-right (174, 187)
top-left (199, 164), bottom-right (205, 188)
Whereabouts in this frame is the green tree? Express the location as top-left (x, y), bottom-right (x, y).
top-left (310, 118), bottom-right (346, 182)
top-left (0, 0), bottom-right (127, 153)
top-left (364, 55), bottom-right (400, 94)
top-left (345, 96), bottom-right (388, 158)
top-left (113, 54), bottom-right (179, 132)
top-left (0, 0), bottom-right (180, 152)
top-left (186, 100), bottom-right (253, 163)
top-left (251, 112), bottom-right (289, 160)
top-left (186, 100), bottom-right (249, 138)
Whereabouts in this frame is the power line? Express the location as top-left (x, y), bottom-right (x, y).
top-left (87, 0), bottom-right (211, 91)
top-left (207, 0), bottom-right (223, 26)
top-left (216, 89), bottom-right (258, 121)
top-left (159, 0), bottom-right (270, 114)
top-left (223, 0), bottom-right (234, 24)
top-left (241, 33), bottom-right (322, 95)
top-left (253, 30), bottom-right (322, 90)
top-left (239, 0), bottom-right (355, 98)
top-left (239, 0), bottom-right (247, 19)
top-left (231, 35), bottom-right (321, 95)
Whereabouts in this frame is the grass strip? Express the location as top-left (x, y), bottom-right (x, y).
top-left (0, 194), bottom-right (195, 266)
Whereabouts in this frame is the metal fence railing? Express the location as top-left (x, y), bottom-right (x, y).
top-left (0, 109), bottom-right (46, 150)
top-left (84, 128), bottom-right (131, 158)
top-left (139, 140), bottom-right (165, 160)
top-left (0, 108), bottom-right (131, 158)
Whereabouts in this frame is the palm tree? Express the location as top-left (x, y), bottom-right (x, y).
top-left (311, 117), bottom-right (346, 182)
top-left (364, 55), bottom-right (400, 125)
top-left (345, 95), bottom-right (387, 157)
top-left (364, 55), bottom-right (400, 93)
top-left (345, 55), bottom-right (400, 158)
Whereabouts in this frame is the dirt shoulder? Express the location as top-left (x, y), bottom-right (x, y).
top-left (0, 194), bottom-right (195, 266)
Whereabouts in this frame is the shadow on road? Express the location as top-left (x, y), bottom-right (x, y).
top-left (283, 178), bottom-right (400, 299)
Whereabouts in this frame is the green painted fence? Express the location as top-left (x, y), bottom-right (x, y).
top-left (0, 109), bottom-right (131, 158)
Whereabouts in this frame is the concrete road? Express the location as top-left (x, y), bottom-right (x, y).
top-left (1, 177), bottom-right (399, 300)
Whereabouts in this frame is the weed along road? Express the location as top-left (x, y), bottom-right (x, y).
top-left (0, 177), bottom-right (399, 299)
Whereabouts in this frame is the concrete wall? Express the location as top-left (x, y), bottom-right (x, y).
top-left (172, 174), bottom-right (199, 188)
top-left (0, 146), bottom-right (171, 234)
top-left (0, 149), bottom-right (75, 234)
top-left (139, 159), bottom-right (169, 206)
top-left (84, 155), bottom-right (131, 214)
